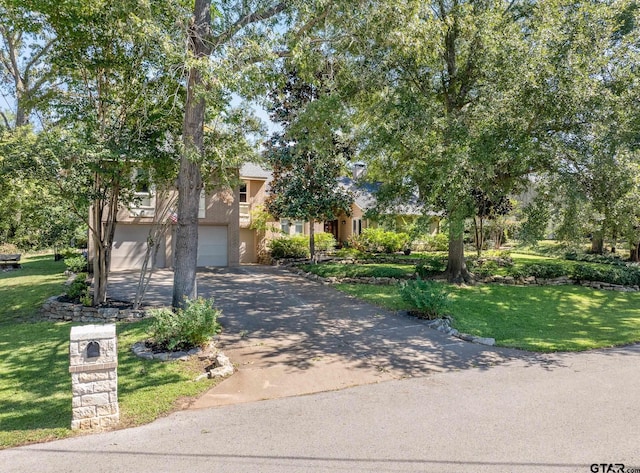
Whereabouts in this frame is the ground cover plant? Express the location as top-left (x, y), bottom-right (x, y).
top-left (299, 262), bottom-right (414, 279)
top-left (0, 255), bottom-right (217, 449)
top-left (335, 283), bottom-right (640, 352)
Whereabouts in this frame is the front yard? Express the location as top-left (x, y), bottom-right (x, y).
top-left (301, 249), bottom-right (640, 352)
top-left (335, 283), bottom-right (640, 352)
top-left (0, 255), bottom-right (217, 449)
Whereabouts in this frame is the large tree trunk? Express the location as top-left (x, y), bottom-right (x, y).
top-left (445, 215), bottom-right (473, 284)
top-left (630, 241), bottom-right (640, 262)
top-left (591, 229), bottom-right (604, 254)
top-left (172, 0), bottom-right (213, 309)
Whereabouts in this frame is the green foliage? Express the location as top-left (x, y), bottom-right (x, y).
top-left (269, 235), bottom-right (310, 259)
top-left (351, 228), bottom-right (410, 254)
top-left (508, 262), bottom-right (571, 279)
top-left (414, 233), bottom-right (449, 252)
top-left (0, 243), bottom-right (18, 253)
top-left (65, 273), bottom-right (89, 301)
top-left (148, 297), bottom-right (221, 352)
top-left (264, 62), bottom-right (353, 239)
top-left (334, 247), bottom-right (365, 259)
top-left (399, 278), bottom-right (451, 320)
top-left (573, 264), bottom-right (640, 287)
top-left (472, 260), bottom-right (500, 278)
top-left (64, 255), bottom-right (87, 273)
top-left (270, 233), bottom-right (337, 259)
top-left (314, 232), bottom-right (337, 252)
top-left (300, 262), bottom-right (413, 279)
top-left (415, 256), bottom-right (447, 277)
top-left (335, 283), bottom-right (640, 352)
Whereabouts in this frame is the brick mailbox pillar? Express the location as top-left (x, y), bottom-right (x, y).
top-left (69, 324), bottom-right (119, 431)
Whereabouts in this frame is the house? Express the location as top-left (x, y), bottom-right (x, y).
top-left (106, 163), bottom-right (439, 271)
top-left (107, 163), bottom-right (277, 270)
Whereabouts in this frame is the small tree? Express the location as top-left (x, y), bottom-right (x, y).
top-left (264, 62), bottom-right (352, 260)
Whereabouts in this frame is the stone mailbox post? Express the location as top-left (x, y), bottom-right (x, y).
top-left (69, 324), bottom-right (119, 430)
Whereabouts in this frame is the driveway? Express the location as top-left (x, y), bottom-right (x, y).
top-left (112, 265), bottom-right (528, 406)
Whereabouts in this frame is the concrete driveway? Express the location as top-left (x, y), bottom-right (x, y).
top-left (112, 265), bottom-right (525, 406)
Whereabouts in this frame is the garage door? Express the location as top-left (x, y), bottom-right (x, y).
top-left (198, 226), bottom-right (228, 267)
top-left (111, 224), bottom-right (166, 270)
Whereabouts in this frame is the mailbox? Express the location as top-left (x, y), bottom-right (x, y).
top-left (87, 341), bottom-right (100, 358)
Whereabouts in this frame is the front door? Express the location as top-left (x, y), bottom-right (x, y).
top-left (324, 220), bottom-right (339, 242)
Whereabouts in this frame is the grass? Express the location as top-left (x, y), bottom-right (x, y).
top-left (0, 255), bottom-right (217, 449)
top-left (0, 254), bottom-right (68, 324)
top-left (335, 283), bottom-right (640, 352)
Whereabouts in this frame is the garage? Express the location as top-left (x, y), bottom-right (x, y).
top-left (111, 224), bottom-right (166, 270)
top-left (198, 226), bottom-right (228, 267)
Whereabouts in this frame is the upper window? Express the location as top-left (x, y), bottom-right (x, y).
top-left (130, 169), bottom-right (155, 217)
top-left (239, 182), bottom-right (247, 203)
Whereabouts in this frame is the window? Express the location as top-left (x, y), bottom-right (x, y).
top-left (130, 168), bottom-right (155, 217)
top-left (280, 219), bottom-right (290, 234)
top-left (239, 182), bottom-right (247, 203)
top-left (199, 190), bottom-right (206, 219)
top-left (293, 221), bottom-right (304, 234)
top-left (352, 218), bottom-right (362, 235)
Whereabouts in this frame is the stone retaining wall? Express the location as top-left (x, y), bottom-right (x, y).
top-left (42, 296), bottom-right (150, 323)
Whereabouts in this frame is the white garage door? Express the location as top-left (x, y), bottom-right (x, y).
top-left (198, 226), bottom-right (228, 267)
top-left (111, 224), bottom-right (165, 270)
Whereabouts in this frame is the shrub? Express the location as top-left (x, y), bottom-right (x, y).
top-left (415, 256), bottom-right (447, 277)
top-left (269, 235), bottom-right (309, 259)
top-left (314, 232), bottom-right (337, 252)
top-left (573, 264), bottom-right (640, 287)
top-left (66, 273), bottom-right (90, 301)
top-left (0, 243), bottom-right (19, 254)
top-left (148, 297), bottom-right (221, 351)
top-left (334, 247), bottom-right (365, 259)
top-left (473, 260), bottom-right (499, 278)
top-left (507, 262), bottom-right (571, 279)
top-left (352, 228), bottom-right (410, 253)
top-left (399, 278), bottom-right (451, 319)
top-left (64, 255), bottom-right (88, 273)
top-left (414, 233), bottom-right (449, 252)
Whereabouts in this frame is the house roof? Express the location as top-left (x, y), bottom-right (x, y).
top-left (240, 162), bottom-right (272, 180)
top-left (338, 177), bottom-right (432, 217)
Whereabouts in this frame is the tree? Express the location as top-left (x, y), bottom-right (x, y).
top-left (172, 0), bottom-right (287, 308)
top-left (334, 0), bottom-right (623, 282)
top-left (32, 0), bottom-right (183, 305)
top-left (0, 0), bottom-right (55, 128)
top-left (264, 63), bottom-right (353, 259)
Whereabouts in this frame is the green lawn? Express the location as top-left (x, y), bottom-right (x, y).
top-left (0, 255), bottom-right (217, 449)
top-left (0, 254), bottom-right (68, 324)
top-left (335, 283), bottom-right (640, 352)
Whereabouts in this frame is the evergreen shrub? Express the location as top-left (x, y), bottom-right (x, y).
top-left (148, 297), bottom-right (221, 351)
top-left (399, 278), bottom-right (451, 319)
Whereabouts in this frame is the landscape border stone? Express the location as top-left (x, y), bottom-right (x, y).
top-left (42, 295), bottom-right (151, 323)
